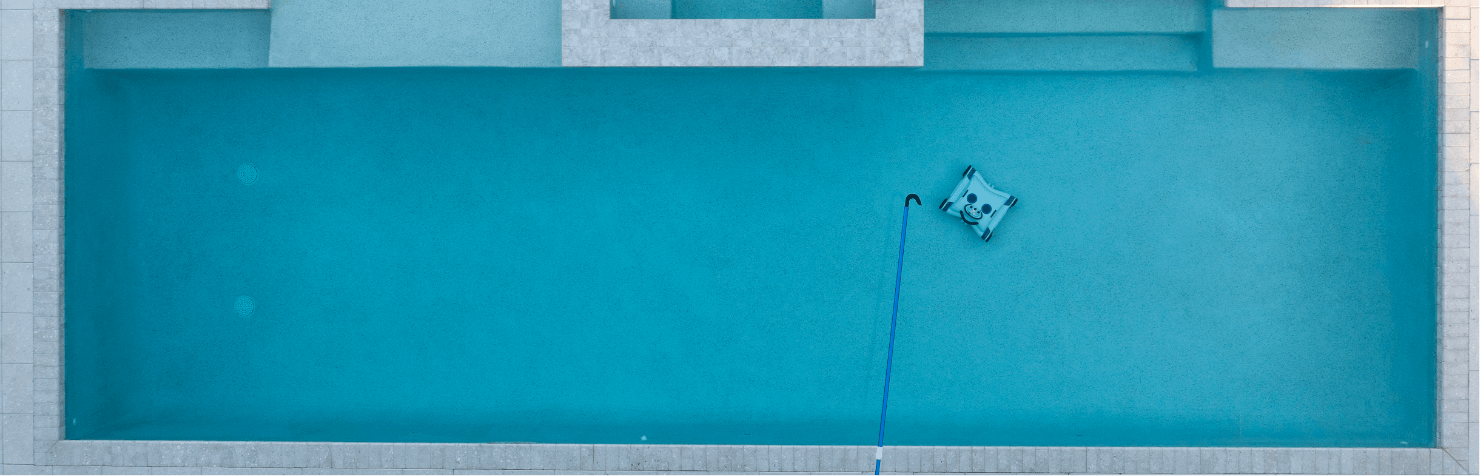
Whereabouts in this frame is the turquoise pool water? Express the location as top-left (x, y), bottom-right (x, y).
top-left (65, 40), bottom-right (1437, 448)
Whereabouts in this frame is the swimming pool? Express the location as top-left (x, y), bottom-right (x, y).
top-left (63, 54), bottom-right (1438, 447)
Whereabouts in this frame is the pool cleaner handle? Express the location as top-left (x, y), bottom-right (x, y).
top-left (876, 193), bottom-right (919, 475)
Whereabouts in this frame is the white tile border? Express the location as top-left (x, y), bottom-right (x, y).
top-left (0, 0), bottom-right (1470, 474)
top-left (560, 0), bottom-right (922, 67)
top-left (14, 443), bottom-right (1477, 474)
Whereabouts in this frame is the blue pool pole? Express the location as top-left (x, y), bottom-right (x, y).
top-left (876, 193), bottom-right (919, 475)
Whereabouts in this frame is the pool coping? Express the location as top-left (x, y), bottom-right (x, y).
top-left (560, 0), bottom-right (923, 67)
top-left (0, 0), bottom-right (1474, 474)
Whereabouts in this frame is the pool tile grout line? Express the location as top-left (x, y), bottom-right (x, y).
top-left (0, 0), bottom-right (1472, 474)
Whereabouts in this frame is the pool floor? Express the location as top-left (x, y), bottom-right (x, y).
top-left (64, 67), bottom-right (1436, 447)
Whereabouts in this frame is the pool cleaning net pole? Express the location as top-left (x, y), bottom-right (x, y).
top-left (877, 194), bottom-right (918, 475)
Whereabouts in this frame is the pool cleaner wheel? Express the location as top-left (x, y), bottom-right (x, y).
top-left (941, 166), bottom-right (1017, 244)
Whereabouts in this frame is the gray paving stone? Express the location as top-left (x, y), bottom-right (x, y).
top-left (0, 415), bottom-right (29, 466)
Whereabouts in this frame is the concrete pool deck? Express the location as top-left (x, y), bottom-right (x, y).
top-left (0, 0), bottom-right (1474, 473)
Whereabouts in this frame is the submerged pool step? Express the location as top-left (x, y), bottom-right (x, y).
top-left (1211, 8), bottom-right (1431, 70)
top-left (268, 0), bottom-right (562, 68)
top-left (612, 0), bottom-right (875, 19)
top-left (926, 0), bottom-right (1207, 35)
top-left (924, 34), bottom-right (1200, 72)
top-left (75, 10), bottom-right (270, 69)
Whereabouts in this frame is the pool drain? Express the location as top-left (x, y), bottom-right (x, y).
top-left (236, 163), bottom-right (258, 185)
top-left (234, 295), bottom-right (256, 318)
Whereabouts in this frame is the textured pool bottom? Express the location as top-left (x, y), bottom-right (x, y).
top-left (65, 66), bottom-right (1435, 447)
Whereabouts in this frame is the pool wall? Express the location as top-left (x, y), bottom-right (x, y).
top-left (0, 0), bottom-right (1473, 474)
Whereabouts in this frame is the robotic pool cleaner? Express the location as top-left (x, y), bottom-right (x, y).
top-left (939, 165), bottom-right (1017, 243)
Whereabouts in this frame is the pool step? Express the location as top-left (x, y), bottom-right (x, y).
top-left (923, 34), bottom-right (1200, 72)
top-left (611, 0), bottom-right (673, 19)
top-left (1211, 8), bottom-right (1432, 70)
top-left (267, 0), bottom-right (562, 68)
top-left (73, 10), bottom-right (270, 69)
top-left (612, 0), bottom-right (876, 19)
top-left (672, 0), bottom-right (822, 19)
top-left (926, 0), bottom-right (1207, 35)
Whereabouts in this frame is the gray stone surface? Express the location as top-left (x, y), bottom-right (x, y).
top-left (561, 0), bottom-right (921, 66)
